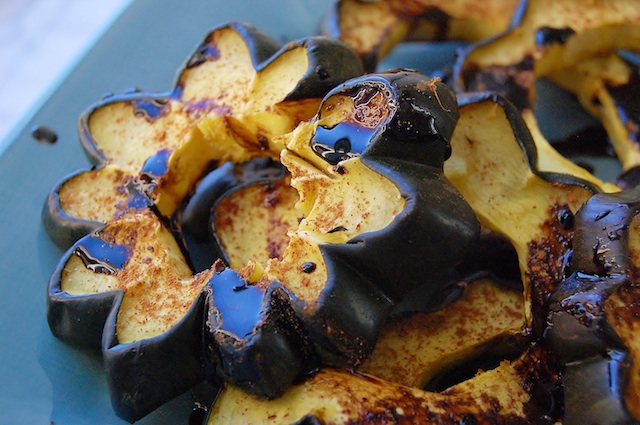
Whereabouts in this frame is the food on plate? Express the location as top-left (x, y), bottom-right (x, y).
top-left (45, 21), bottom-right (368, 422)
top-left (549, 52), bottom-right (640, 188)
top-left (42, 21), bottom-right (364, 251)
top-left (44, 31), bottom-right (481, 421)
top-left (48, 209), bottom-right (215, 420)
top-left (322, 0), bottom-right (520, 71)
top-left (205, 88), bottom-right (636, 424)
top-left (453, 0), bottom-right (640, 189)
top-left (544, 188), bottom-right (640, 424)
top-left (42, 0), bottom-right (640, 422)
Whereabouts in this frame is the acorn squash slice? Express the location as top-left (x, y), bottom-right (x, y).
top-left (361, 277), bottom-right (526, 389)
top-left (48, 210), bottom-right (215, 420)
top-left (445, 92), bottom-right (600, 329)
top-left (43, 21), bottom-right (364, 250)
top-left (207, 344), bottom-right (562, 424)
top-left (201, 70), bottom-right (479, 374)
top-left (322, 0), bottom-right (520, 71)
top-left (548, 52), bottom-right (640, 187)
top-left (453, 0), bottom-right (640, 191)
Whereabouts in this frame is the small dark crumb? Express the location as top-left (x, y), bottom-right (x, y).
top-left (301, 262), bottom-right (316, 273)
top-left (31, 125), bottom-right (58, 144)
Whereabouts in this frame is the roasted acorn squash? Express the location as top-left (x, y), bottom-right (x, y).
top-left (454, 0), bottom-right (640, 190)
top-left (43, 1), bottom-right (640, 421)
top-left (42, 21), bottom-right (364, 251)
top-left (204, 89), bottom-right (623, 425)
top-left (46, 57), bottom-right (482, 420)
top-left (322, 0), bottom-right (520, 71)
top-left (445, 92), bottom-right (600, 330)
top-left (362, 277), bottom-right (526, 389)
top-left (45, 22), bottom-right (366, 422)
top-left (200, 69), bottom-right (480, 372)
top-left (544, 188), bottom-right (640, 424)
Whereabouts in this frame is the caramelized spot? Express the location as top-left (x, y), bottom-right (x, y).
top-left (526, 203), bottom-right (574, 334)
top-left (462, 56), bottom-right (535, 111)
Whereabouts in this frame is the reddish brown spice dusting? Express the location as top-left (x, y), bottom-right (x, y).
top-left (526, 203), bottom-right (574, 335)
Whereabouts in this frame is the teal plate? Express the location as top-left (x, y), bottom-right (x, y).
top-left (0, 1), bottom-right (334, 424)
top-left (0, 0), bottom-right (620, 424)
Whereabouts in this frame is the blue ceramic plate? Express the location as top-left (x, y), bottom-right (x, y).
top-left (0, 1), bottom-right (620, 424)
top-left (0, 1), bottom-right (337, 424)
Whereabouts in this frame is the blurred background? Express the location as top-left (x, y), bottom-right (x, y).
top-left (0, 0), bottom-right (132, 147)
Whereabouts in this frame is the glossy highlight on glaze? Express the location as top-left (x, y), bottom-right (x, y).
top-left (123, 176), bottom-right (156, 210)
top-left (73, 230), bottom-right (131, 274)
top-left (141, 149), bottom-right (171, 177)
top-left (133, 97), bottom-right (170, 122)
top-left (311, 122), bottom-right (374, 164)
top-left (209, 268), bottom-right (265, 338)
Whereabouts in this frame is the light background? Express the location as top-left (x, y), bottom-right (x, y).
top-left (0, 0), bottom-right (133, 147)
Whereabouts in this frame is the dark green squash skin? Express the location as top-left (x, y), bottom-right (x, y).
top-left (277, 36), bottom-right (365, 102)
top-left (292, 252), bottom-right (394, 368)
top-left (42, 167), bottom-right (106, 251)
top-left (543, 188), bottom-right (640, 425)
top-left (202, 268), bottom-right (310, 399)
top-left (102, 291), bottom-right (209, 423)
top-left (47, 224), bottom-right (210, 422)
top-left (47, 239), bottom-right (123, 351)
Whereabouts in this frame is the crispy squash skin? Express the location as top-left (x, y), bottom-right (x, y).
top-left (544, 189), bottom-right (640, 424)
